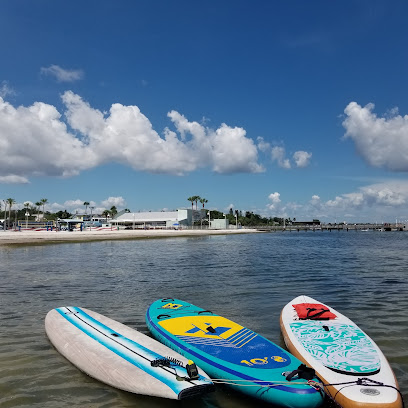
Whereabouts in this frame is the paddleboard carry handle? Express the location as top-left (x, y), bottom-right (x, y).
top-left (157, 314), bottom-right (171, 319)
top-left (198, 310), bottom-right (213, 315)
top-left (285, 364), bottom-right (316, 381)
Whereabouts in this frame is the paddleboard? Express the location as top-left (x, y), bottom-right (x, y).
top-left (280, 295), bottom-right (403, 408)
top-left (146, 298), bottom-right (324, 408)
top-left (45, 307), bottom-right (214, 400)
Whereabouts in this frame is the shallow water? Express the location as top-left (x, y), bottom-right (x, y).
top-left (0, 231), bottom-right (407, 407)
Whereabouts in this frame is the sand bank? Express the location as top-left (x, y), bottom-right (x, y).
top-left (0, 228), bottom-right (260, 247)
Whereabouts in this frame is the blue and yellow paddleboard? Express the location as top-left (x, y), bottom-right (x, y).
top-left (146, 298), bottom-right (323, 408)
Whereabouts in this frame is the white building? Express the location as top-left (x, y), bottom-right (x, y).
top-left (112, 209), bottom-right (192, 229)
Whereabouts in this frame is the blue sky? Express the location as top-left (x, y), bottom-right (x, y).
top-left (1, 0), bottom-right (408, 223)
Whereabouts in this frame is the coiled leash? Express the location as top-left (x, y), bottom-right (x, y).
top-left (150, 357), bottom-right (200, 381)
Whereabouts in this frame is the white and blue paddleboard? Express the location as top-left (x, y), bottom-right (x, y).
top-left (45, 307), bottom-right (214, 400)
top-left (147, 298), bottom-right (324, 408)
top-left (280, 295), bottom-right (403, 408)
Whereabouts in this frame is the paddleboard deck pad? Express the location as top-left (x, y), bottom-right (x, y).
top-left (146, 298), bottom-right (324, 408)
top-left (280, 295), bottom-right (403, 408)
top-left (45, 307), bottom-right (214, 400)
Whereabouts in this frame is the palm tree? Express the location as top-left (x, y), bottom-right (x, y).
top-left (193, 196), bottom-right (201, 210)
top-left (40, 198), bottom-right (48, 219)
top-left (35, 201), bottom-right (42, 221)
top-left (6, 198), bottom-right (16, 228)
top-left (110, 206), bottom-right (117, 218)
top-left (199, 197), bottom-right (208, 208)
top-left (102, 210), bottom-right (110, 221)
top-left (83, 201), bottom-right (90, 214)
top-left (187, 196), bottom-right (195, 210)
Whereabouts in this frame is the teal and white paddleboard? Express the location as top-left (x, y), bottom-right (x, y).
top-left (45, 307), bottom-right (214, 400)
top-left (146, 298), bottom-right (323, 408)
top-left (280, 295), bottom-right (402, 408)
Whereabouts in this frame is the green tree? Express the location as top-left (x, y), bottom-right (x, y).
top-left (56, 210), bottom-right (72, 219)
top-left (83, 201), bottom-right (90, 214)
top-left (210, 210), bottom-right (224, 219)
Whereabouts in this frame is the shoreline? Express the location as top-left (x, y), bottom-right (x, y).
top-left (0, 228), bottom-right (260, 247)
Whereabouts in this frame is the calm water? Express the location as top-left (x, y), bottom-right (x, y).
top-left (0, 231), bottom-right (407, 407)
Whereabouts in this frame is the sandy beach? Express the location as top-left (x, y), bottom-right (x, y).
top-left (0, 228), bottom-right (259, 246)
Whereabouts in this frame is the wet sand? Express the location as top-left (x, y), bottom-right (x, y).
top-left (0, 228), bottom-right (259, 246)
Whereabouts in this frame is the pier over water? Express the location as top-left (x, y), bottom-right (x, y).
top-left (255, 223), bottom-right (408, 232)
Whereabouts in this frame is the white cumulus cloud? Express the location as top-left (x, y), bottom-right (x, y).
top-left (293, 151), bottom-right (312, 168)
top-left (0, 92), bottom-right (264, 183)
top-left (101, 196), bottom-right (126, 208)
top-left (270, 146), bottom-right (312, 169)
top-left (343, 102), bottom-right (408, 171)
top-left (267, 192), bottom-right (282, 211)
top-left (257, 136), bottom-right (271, 152)
top-left (271, 146), bottom-right (291, 169)
top-left (0, 96), bottom-right (94, 182)
top-left (168, 111), bottom-right (263, 174)
top-left (41, 65), bottom-right (84, 82)
top-left (268, 192), bottom-right (281, 204)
